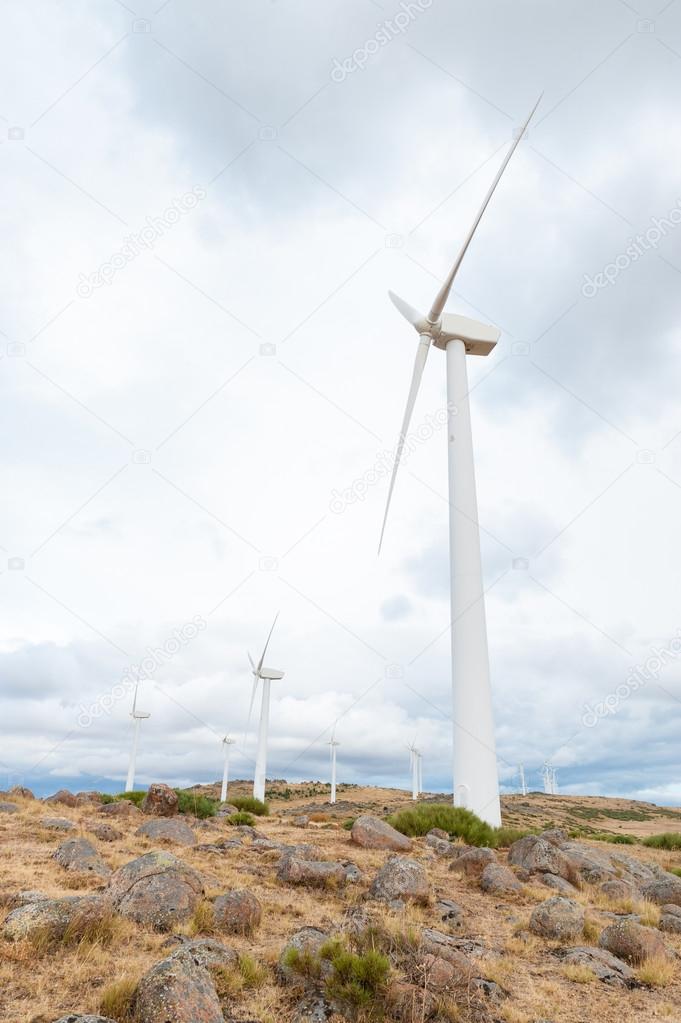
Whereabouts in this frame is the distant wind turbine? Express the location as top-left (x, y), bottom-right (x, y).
top-left (220, 735), bottom-right (235, 803)
top-left (519, 763), bottom-right (528, 797)
top-left (247, 615), bottom-right (285, 803)
top-left (407, 742), bottom-right (420, 801)
top-left (328, 731), bottom-right (340, 804)
top-left (125, 679), bottom-right (150, 792)
top-left (378, 96), bottom-right (542, 827)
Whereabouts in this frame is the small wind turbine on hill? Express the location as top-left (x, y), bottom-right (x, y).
top-left (125, 680), bottom-right (150, 792)
top-left (220, 735), bottom-right (235, 803)
top-left (542, 761), bottom-right (557, 795)
top-left (407, 742), bottom-right (420, 800)
top-left (328, 731), bottom-right (340, 804)
top-left (379, 96), bottom-right (542, 827)
top-left (519, 763), bottom-right (528, 797)
top-left (247, 615), bottom-right (285, 803)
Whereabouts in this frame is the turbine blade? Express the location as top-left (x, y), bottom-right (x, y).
top-left (245, 677), bottom-right (259, 739)
top-left (256, 613), bottom-right (279, 676)
top-left (247, 651), bottom-right (255, 670)
top-left (378, 333), bottom-right (431, 554)
top-left (388, 291), bottom-right (427, 329)
top-left (428, 93), bottom-right (542, 323)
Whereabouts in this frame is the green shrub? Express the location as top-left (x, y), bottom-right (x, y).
top-left (387, 804), bottom-right (530, 849)
top-left (669, 867), bottom-right (681, 878)
top-left (322, 941), bottom-right (390, 1019)
top-left (643, 832), bottom-right (681, 850)
top-left (226, 811), bottom-right (255, 827)
top-left (229, 796), bottom-right (269, 816)
top-left (115, 791), bottom-right (145, 806)
top-left (592, 832), bottom-right (637, 845)
top-left (99, 793), bottom-right (115, 804)
top-left (342, 818), bottom-right (355, 831)
top-left (174, 789), bottom-right (218, 819)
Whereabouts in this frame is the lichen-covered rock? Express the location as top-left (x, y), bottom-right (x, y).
top-left (2, 895), bottom-right (111, 942)
top-left (420, 929), bottom-right (475, 976)
top-left (74, 791), bottom-right (105, 806)
top-left (540, 828), bottom-right (568, 846)
top-left (453, 847), bottom-right (496, 879)
top-left (599, 919), bottom-right (667, 965)
top-left (41, 817), bottom-right (76, 831)
top-left (87, 822), bottom-right (122, 842)
top-left (141, 783), bottom-right (179, 817)
top-left (559, 945), bottom-right (635, 986)
top-left (370, 856), bottom-right (429, 904)
top-left (136, 818), bottom-right (197, 847)
top-left (641, 876), bottom-right (681, 907)
top-left (435, 899), bottom-right (465, 929)
top-left (659, 904), bottom-right (681, 933)
top-left (54, 838), bottom-right (111, 878)
top-left (425, 833), bottom-right (459, 857)
top-left (350, 815), bottom-right (411, 852)
top-left (386, 981), bottom-right (437, 1022)
top-left (599, 879), bottom-right (640, 901)
top-left (278, 927), bottom-right (330, 986)
top-left (529, 897), bottom-right (585, 940)
top-left (213, 889), bottom-right (262, 935)
top-left (480, 862), bottom-right (522, 895)
top-left (0, 801), bottom-right (19, 813)
top-left (508, 836), bottom-right (573, 881)
top-left (8, 785), bottom-right (34, 799)
top-left (292, 994), bottom-right (334, 1022)
top-left (53, 1016), bottom-right (118, 1023)
top-left (539, 872), bottom-right (578, 895)
top-left (135, 942), bottom-right (233, 1023)
top-left (98, 800), bottom-right (141, 818)
top-left (278, 855), bottom-right (346, 889)
top-left (108, 850), bottom-right (204, 930)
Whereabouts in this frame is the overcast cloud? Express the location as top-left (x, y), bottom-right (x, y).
top-left (2, 0), bottom-right (681, 802)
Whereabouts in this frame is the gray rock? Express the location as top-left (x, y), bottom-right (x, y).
top-left (54, 838), bottom-right (111, 878)
top-left (45, 789), bottom-right (78, 808)
top-left (370, 855), bottom-right (429, 904)
top-left (539, 872), bottom-right (578, 895)
top-left (343, 862), bottom-right (362, 883)
top-left (136, 818), bottom-right (197, 847)
top-left (135, 946), bottom-right (226, 1023)
top-left (52, 1016), bottom-right (118, 1023)
top-left (98, 800), bottom-right (141, 818)
top-left (278, 855), bottom-right (346, 888)
top-left (293, 815), bottom-right (310, 827)
top-left (453, 846), bottom-right (496, 879)
top-left (641, 875), bottom-right (681, 907)
top-left (41, 817), bottom-right (76, 831)
top-left (599, 918), bottom-right (667, 964)
top-left (3, 894), bottom-right (111, 942)
top-left (480, 862), bottom-right (522, 895)
top-left (420, 928), bottom-right (475, 974)
top-left (599, 879), bottom-right (640, 900)
top-left (435, 899), bottom-right (465, 929)
top-left (108, 850), bottom-right (204, 930)
top-left (425, 834), bottom-right (459, 857)
top-left (508, 836), bottom-right (574, 881)
top-left (0, 801), bottom-right (19, 814)
top-left (87, 822), bottom-right (122, 842)
top-left (659, 910), bottom-right (681, 933)
top-left (8, 785), bottom-right (34, 799)
top-left (351, 815), bottom-right (411, 852)
top-left (213, 889), bottom-right (262, 935)
top-left (141, 782), bottom-right (179, 817)
top-left (561, 946), bottom-right (635, 986)
top-left (529, 898), bottom-right (585, 940)
top-left (540, 828), bottom-right (568, 847)
top-left (278, 927), bottom-right (330, 986)
top-left (292, 995), bottom-right (333, 1022)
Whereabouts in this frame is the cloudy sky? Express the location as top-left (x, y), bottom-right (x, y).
top-left (3, 0), bottom-right (681, 803)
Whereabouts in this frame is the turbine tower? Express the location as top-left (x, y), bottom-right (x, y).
top-left (407, 742), bottom-right (420, 800)
top-left (220, 735), bottom-right (235, 803)
top-left (247, 615), bottom-right (285, 803)
top-left (379, 97), bottom-right (541, 828)
top-left (542, 761), bottom-right (555, 795)
top-left (519, 763), bottom-right (528, 797)
top-left (417, 750), bottom-right (423, 796)
top-left (328, 733), bottom-right (340, 804)
top-left (125, 679), bottom-right (150, 793)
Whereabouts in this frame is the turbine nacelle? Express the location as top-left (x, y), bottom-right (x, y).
top-left (388, 291), bottom-right (500, 355)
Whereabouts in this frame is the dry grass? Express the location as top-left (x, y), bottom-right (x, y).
top-left (562, 963), bottom-right (597, 984)
top-left (99, 977), bottom-right (138, 1021)
top-left (635, 956), bottom-right (675, 988)
top-left (582, 917), bottom-right (602, 943)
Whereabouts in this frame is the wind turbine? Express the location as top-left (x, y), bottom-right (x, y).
top-left (247, 615), bottom-right (285, 803)
top-left (417, 750), bottom-right (423, 795)
top-left (379, 97), bottom-right (542, 828)
top-left (407, 742), bottom-right (420, 800)
top-left (125, 679), bottom-right (150, 792)
top-left (220, 735), bottom-right (235, 803)
top-left (519, 763), bottom-right (528, 797)
top-left (328, 731), bottom-right (340, 804)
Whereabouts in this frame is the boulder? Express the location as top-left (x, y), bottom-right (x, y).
top-left (41, 817), bottom-right (76, 831)
top-left (508, 836), bottom-right (573, 881)
top-left (417, 953), bottom-right (465, 993)
top-left (278, 927), bottom-right (330, 986)
top-left (213, 889), bottom-right (262, 935)
top-left (292, 994), bottom-right (334, 1022)
top-left (453, 847), bottom-right (496, 879)
top-left (54, 838), bottom-right (111, 879)
top-left (141, 783), bottom-right (179, 817)
top-left (641, 876), bottom-right (681, 907)
top-left (87, 822), bottom-right (122, 842)
top-left (172, 937), bottom-right (238, 970)
top-left (539, 872), bottom-right (578, 895)
top-left (427, 827), bottom-right (450, 841)
top-left (560, 946), bottom-right (634, 986)
top-left (5, 890), bottom-right (49, 909)
top-left (480, 863), bottom-right (522, 895)
top-left (659, 906), bottom-right (681, 934)
top-left (599, 879), bottom-right (640, 901)
top-left (3, 894), bottom-right (111, 942)
top-left (8, 785), bottom-right (34, 799)
top-left (529, 898), bottom-right (585, 941)
top-left (0, 801), bottom-right (19, 814)
top-left (135, 941), bottom-right (233, 1023)
top-left (74, 791), bottom-right (105, 806)
top-left (435, 899), bottom-right (465, 929)
top-left (370, 856), bottom-right (429, 905)
top-left (540, 828), bottom-right (568, 846)
top-left (293, 815), bottom-right (310, 828)
top-left (98, 800), bottom-right (141, 818)
top-left (420, 929), bottom-right (475, 976)
top-left (136, 818), bottom-right (197, 847)
top-left (425, 834), bottom-right (458, 857)
top-left (350, 815), bottom-right (411, 852)
top-left (53, 1016), bottom-right (117, 1023)
top-left (278, 856), bottom-right (346, 889)
top-left (108, 850), bottom-right (204, 930)
top-left (45, 789), bottom-right (78, 808)
top-left (599, 919), bottom-right (667, 965)
top-left (387, 981), bottom-right (437, 1022)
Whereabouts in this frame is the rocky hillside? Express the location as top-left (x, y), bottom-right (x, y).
top-left (1, 783), bottom-right (680, 1023)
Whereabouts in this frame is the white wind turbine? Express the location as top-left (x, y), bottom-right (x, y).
top-left (379, 97), bottom-right (542, 828)
top-left (519, 763), bottom-right (528, 797)
top-left (407, 742), bottom-right (420, 801)
top-left (247, 615), bottom-right (285, 803)
top-left (328, 730), bottom-right (340, 804)
top-left (417, 750), bottom-right (423, 796)
top-left (125, 679), bottom-right (150, 792)
top-left (220, 735), bottom-right (235, 803)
